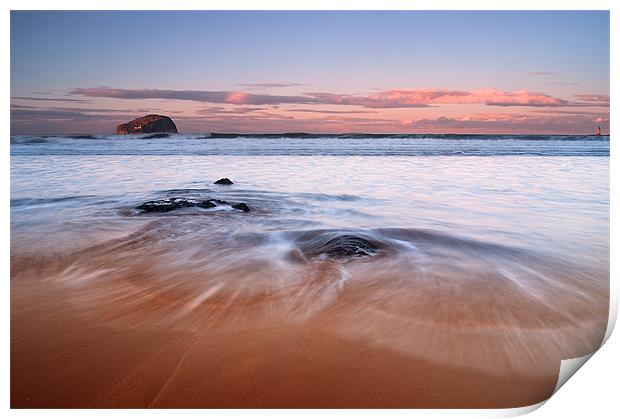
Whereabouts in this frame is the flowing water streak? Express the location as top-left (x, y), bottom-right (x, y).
top-left (11, 134), bottom-right (609, 379)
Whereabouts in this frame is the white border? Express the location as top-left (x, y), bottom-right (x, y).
top-left (3, 1), bottom-right (616, 418)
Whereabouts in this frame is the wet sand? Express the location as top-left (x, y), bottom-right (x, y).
top-left (10, 217), bottom-right (608, 408)
top-left (12, 274), bottom-right (561, 409)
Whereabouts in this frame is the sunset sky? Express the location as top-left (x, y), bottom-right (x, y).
top-left (11, 11), bottom-right (610, 135)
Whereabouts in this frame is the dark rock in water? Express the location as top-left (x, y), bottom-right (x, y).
top-left (300, 234), bottom-right (380, 260)
top-left (231, 203), bottom-right (251, 212)
top-left (137, 197), bottom-right (215, 213)
top-left (141, 133), bottom-right (170, 139)
top-left (136, 197), bottom-right (252, 213)
top-left (214, 178), bottom-right (234, 185)
top-left (116, 114), bottom-right (178, 135)
top-left (137, 197), bottom-right (194, 212)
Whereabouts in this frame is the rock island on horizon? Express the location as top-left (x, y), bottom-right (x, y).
top-left (116, 114), bottom-right (178, 135)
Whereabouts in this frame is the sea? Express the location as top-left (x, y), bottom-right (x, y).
top-left (10, 133), bottom-right (610, 379)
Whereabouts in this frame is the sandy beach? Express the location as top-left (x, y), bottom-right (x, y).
top-left (12, 276), bottom-right (561, 408)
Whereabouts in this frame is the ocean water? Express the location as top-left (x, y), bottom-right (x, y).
top-left (10, 134), bottom-right (610, 379)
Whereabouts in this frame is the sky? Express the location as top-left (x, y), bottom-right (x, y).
top-left (10, 11), bottom-right (610, 134)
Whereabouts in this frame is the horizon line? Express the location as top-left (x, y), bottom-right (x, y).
top-left (10, 131), bottom-right (610, 137)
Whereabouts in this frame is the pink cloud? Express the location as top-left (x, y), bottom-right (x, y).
top-left (362, 89), bottom-right (568, 107)
top-left (573, 94), bottom-right (610, 105)
top-left (197, 106), bottom-right (264, 115)
top-left (71, 87), bottom-right (576, 108)
top-left (286, 108), bottom-right (377, 114)
top-left (477, 89), bottom-right (568, 107)
top-left (11, 102), bottom-right (609, 135)
top-left (224, 92), bottom-right (251, 104)
top-left (406, 112), bottom-right (609, 134)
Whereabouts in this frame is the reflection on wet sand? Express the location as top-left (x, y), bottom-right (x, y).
top-left (11, 206), bottom-right (608, 408)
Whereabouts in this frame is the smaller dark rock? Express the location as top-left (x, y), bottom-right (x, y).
top-left (214, 178), bottom-right (234, 185)
top-left (231, 203), bottom-right (251, 212)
